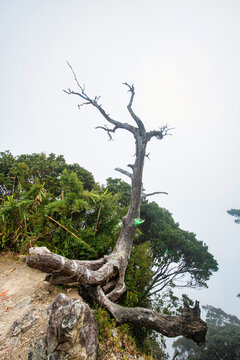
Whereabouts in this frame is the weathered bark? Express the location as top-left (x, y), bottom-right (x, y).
top-left (86, 286), bottom-right (207, 349)
top-left (28, 294), bottom-right (98, 360)
top-left (26, 76), bottom-right (207, 349)
top-left (172, 350), bottom-right (180, 360)
top-left (26, 247), bottom-right (118, 289)
top-left (25, 248), bottom-right (207, 348)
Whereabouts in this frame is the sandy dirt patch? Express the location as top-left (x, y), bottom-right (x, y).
top-left (0, 252), bottom-right (79, 359)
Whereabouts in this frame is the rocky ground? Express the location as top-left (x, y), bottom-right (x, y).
top-left (0, 253), bottom-right (148, 360)
top-left (0, 252), bottom-right (79, 359)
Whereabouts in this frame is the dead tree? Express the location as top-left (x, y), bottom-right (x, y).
top-left (25, 67), bottom-right (207, 348)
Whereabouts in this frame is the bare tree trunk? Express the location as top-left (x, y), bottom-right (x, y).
top-left (26, 74), bottom-right (207, 348)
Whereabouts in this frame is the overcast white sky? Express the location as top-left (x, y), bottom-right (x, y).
top-left (1, 0), bottom-right (240, 349)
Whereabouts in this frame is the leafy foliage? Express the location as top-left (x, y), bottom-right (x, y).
top-left (140, 201), bottom-right (218, 292)
top-left (0, 152), bottom-right (120, 258)
top-left (227, 208), bottom-right (240, 224)
top-left (173, 305), bottom-right (240, 360)
top-left (203, 305), bottom-right (240, 327)
top-left (0, 153), bottom-right (218, 359)
top-left (107, 177), bottom-right (218, 310)
top-left (106, 177), bottom-right (218, 354)
top-left (106, 177), bottom-right (131, 209)
top-left (123, 242), bottom-right (153, 307)
top-left (0, 151), bottom-right (95, 200)
top-left (0, 154), bottom-right (218, 297)
top-left (94, 306), bottom-right (160, 360)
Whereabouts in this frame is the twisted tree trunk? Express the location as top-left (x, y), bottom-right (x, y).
top-left (26, 73), bottom-right (207, 349)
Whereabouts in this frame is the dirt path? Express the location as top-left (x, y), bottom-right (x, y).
top-left (0, 252), bottom-right (79, 359)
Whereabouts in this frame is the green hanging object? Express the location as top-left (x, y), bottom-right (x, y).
top-left (165, 248), bottom-right (169, 255)
top-left (134, 218), bottom-right (145, 227)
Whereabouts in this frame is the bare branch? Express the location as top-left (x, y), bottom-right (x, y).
top-left (65, 86), bottom-right (137, 136)
top-left (63, 88), bottom-right (89, 101)
top-left (147, 125), bottom-right (175, 141)
top-left (25, 247), bottom-right (118, 286)
top-left (115, 167), bottom-right (133, 179)
top-left (148, 264), bottom-right (192, 296)
top-left (66, 61), bottom-right (85, 92)
top-left (91, 286), bottom-right (207, 348)
top-left (95, 125), bottom-right (118, 141)
top-left (123, 82), bottom-right (145, 132)
top-left (123, 82), bottom-right (134, 95)
top-left (142, 191), bottom-right (168, 198)
top-left (64, 65), bottom-right (137, 138)
top-left (106, 279), bottom-right (127, 302)
top-left (67, 61), bottom-right (84, 91)
top-left (77, 102), bottom-right (92, 108)
top-left (93, 102), bottom-right (136, 136)
top-left (65, 62), bottom-right (91, 102)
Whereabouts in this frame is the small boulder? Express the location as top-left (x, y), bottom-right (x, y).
top-left (29, 294), bottom-right (98, 360)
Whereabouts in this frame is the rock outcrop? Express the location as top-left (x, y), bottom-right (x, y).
top-left (28, 294), bottom-right (98, 360)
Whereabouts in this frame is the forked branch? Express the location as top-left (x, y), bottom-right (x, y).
top-left (147, 125), bottom-right (174, 141)
top-left (123, 82), bottom-right (145, 132)
top-left (95, 125), bottom-right (118, 141)
top-left (64, 63), bottom-right (136, 139)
